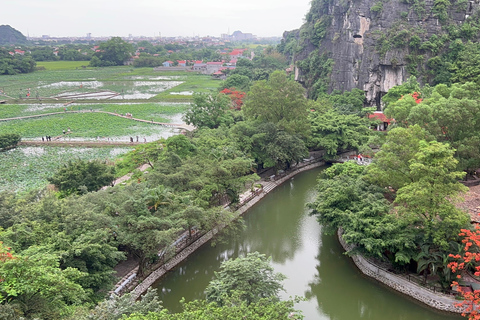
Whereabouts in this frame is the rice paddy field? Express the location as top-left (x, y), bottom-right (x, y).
top-left (0, 63), bottom-right (220, 192)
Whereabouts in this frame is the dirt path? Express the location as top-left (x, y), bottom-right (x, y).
top-left (19, 140), bottom-right (144, 147)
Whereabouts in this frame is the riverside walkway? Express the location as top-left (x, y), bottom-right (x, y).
top-left (110, 155), bottom-right (328, 299)
top-left (0, 110), bottom-right (195, 132)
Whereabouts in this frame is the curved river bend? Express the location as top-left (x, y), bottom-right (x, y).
top-left (153, 167), bottom-right (462, 320)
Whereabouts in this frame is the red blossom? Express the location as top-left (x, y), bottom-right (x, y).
top-left (220, 88), bottom-right (246, 110)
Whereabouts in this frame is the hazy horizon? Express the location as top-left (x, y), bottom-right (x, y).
top-left (1, 0), bottom-right (312, 38)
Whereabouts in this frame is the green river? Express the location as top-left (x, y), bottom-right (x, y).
top-left (154, 167), bottom-right (462, 320)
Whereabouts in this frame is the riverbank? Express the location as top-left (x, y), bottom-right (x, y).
top-left (337, 229), bottom-right (464, 314)
top-left (126, 157), bottom-right (327, 299)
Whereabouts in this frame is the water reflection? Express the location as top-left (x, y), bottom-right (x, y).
top-left (154, 168), bottom-right (462, 319)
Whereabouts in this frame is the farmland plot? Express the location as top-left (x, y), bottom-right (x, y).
top-left (0, 146), bottom-right (131, 192)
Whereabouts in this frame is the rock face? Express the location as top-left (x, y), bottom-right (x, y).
top-left (283, 0), bottom-right (480, 106)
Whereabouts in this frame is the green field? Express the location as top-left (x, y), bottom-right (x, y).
top-left (36, 61), bottom-right (91, 70)
top-left (0, 102), bottom-right (187, 120)
top-left (0, 66), bottom-right (217, 192)
top-left (0, 67), bottom-right (219, 102)
top-left (0, 146), bottom-right (131, 193)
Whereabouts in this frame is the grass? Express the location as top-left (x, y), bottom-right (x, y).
top-left (0, 145), bottom-right (131, 193)
top-left (36, 61), bottom-right (91, 70)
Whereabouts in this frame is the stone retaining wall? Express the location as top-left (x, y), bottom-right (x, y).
top-left (337, 230), bottom-right (465, 314)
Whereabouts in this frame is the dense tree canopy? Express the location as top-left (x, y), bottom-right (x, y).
top-left (183, 92), bottom-right (234, 129)
top-left (243, 71), bottom-right (310, 137)
top-left (90, 37), bottom-right (134, 67)
top-left (384, 81), bottom-right (480, 174)
top-left (205, 252), bottom-right (286, 305)
top-left (0, 48), bottom-right (35, 75)
top-left (47, 159), bottom-right (115, 197)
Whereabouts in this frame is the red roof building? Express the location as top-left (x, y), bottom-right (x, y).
top-left (368, 112), bottom-right (394, 131)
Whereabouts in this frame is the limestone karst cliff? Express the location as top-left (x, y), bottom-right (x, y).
top-left (279, 0), bottom-right (480, 106)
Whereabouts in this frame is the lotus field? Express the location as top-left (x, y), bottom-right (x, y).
top-left (0, 146), bottom-right (131, 193)
top-left (0, 103), bottom-right (187, 140)
top-left (0, 64), bottom-right (218, 192)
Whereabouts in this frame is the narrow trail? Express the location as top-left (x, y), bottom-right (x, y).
top-left (0, 110), bottom-right (195, 131)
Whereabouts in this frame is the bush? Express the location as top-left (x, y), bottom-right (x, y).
top-left (0, 133), bottom-right (21, 151)
top-left (48, 159), bottom-right (115, 197)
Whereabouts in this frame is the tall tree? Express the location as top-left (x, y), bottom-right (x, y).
top-left (183, 92), bottom-right (234, 129)
top-left (205, 252), bottom-right (286, 305)
top-left (90, 37), bottom-right (134, 67)
top-left (243, 71), bottom-right (310, 137)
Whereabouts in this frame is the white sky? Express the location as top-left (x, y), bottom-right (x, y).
top-left (1, 0), bottom-right (312, 38)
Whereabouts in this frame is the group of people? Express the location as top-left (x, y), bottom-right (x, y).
top-left (42, 136), bottom-right (52, 141)
top-left (129, 136), bottom-right (147, 143)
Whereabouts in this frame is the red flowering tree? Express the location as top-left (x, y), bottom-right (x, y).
top-left (220, 88), bottom-right (246, 110)
top-left (411, 91), bottom-right (423, 104)
top-left (0, 242), bottom-right (13, 263)
top-left (448, 226), bottom-right (480, 319)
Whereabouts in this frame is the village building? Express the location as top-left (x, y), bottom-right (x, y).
top-left (368, 111), bottom-right (393, 131)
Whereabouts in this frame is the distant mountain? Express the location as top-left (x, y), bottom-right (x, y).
top-left (0, 25), bottom-right (28, 45)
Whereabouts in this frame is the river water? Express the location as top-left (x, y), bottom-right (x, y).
top-left (153, 167), bottom-right (462, 320)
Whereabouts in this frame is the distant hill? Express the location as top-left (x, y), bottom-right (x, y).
top-left (0, 25), bottom-right (28, 45)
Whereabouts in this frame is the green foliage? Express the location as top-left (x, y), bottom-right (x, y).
top-left (205, 252), bottom-right (286, 305)
top-left (451, 41), bottom-right (480, 85)
top-left (0, 133), bottom-right (20, 150)
top-left (0, 48), bottom-right (36, 75)
top-left (231, 121), bottom-right (308, 171)
top-left (385, 82), bottom-right (480, 173)
top-left (124, 295), bottom-right (303, 320)
top-left (366, 126), bottom-right (469, 249)
top-left (76, 288), bottom-right (163, 320)
top-left (183, 92), bottom-right (234, 129)
top-left (296, 51), bottom-right (333, 99)
top-left (311, 16), bottom-right (333, 46)
top-left (308, 163), bottom-right (415, 262)
top-left (220, 74), bottom-right (250, 91)
top-left (308, 107), bottom-right (371, 156)
top-left (0, 146), bottom-right (129, 193)
top-left (370, 1), bottom-right (383, 13)
top-left (432, 0), bottom-right (451, 23)
top-left (381, 76), bottom-right (420, 107)
top-left (243, 71), bottom-right (310, 137)
top-left (48, 159), bottom-right (115, 197)
top-left (393, 140), bottom-right (469, 249)
top-left (318, 88), bottom-right (366, 115)
top-left (90, 37), bottom-right (134, 67)
top-left (0, 251), bottom-right (86, 319)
